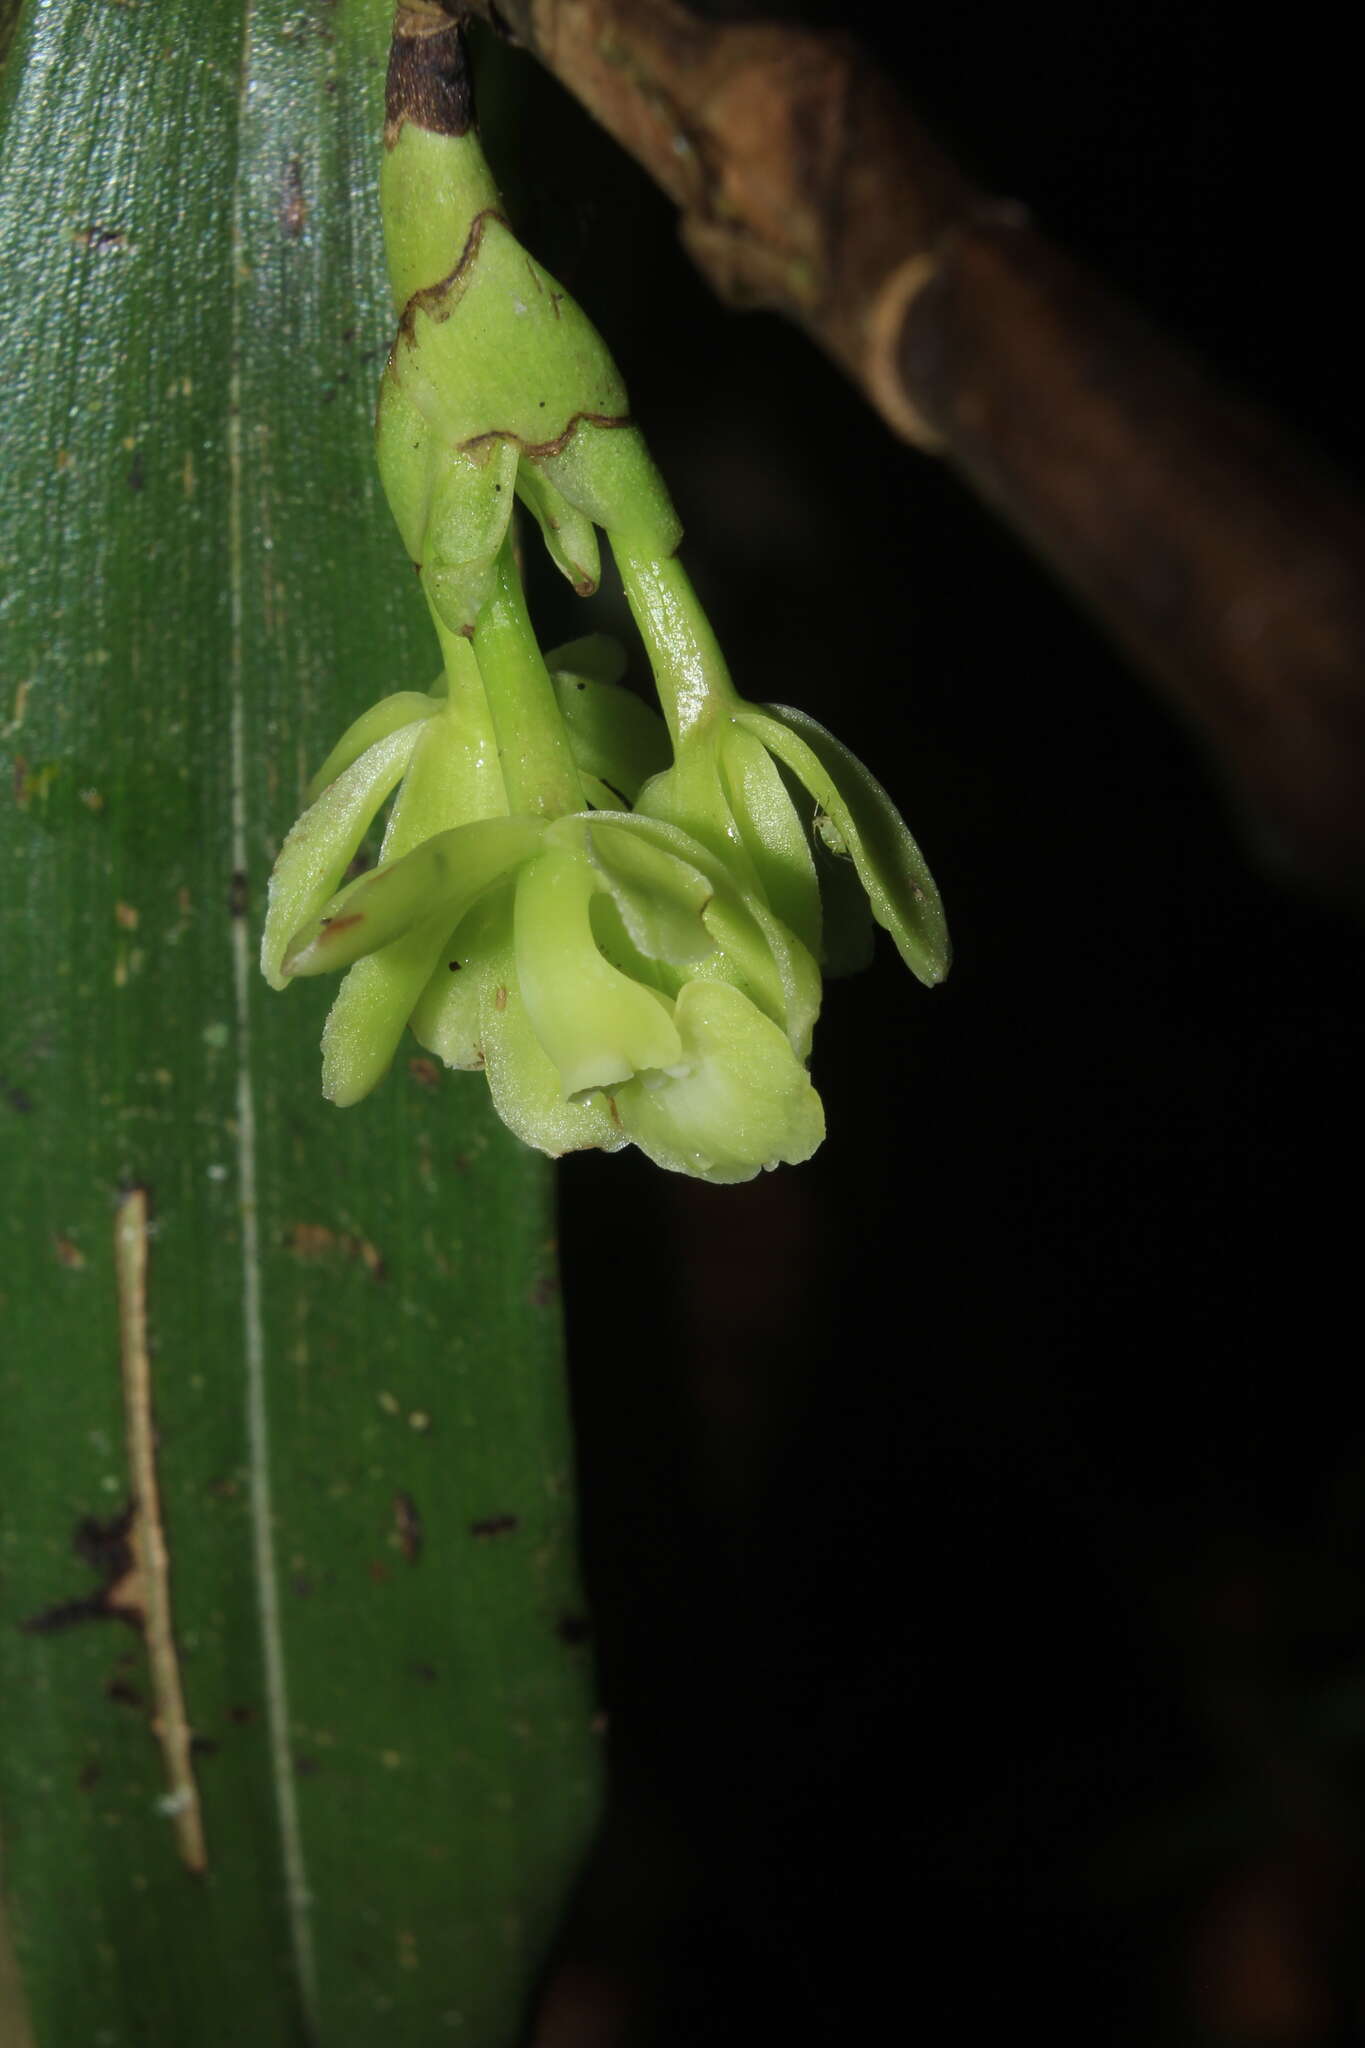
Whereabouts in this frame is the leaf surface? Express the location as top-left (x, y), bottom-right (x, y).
top-left (0, 7), bottom-right (599, 2042)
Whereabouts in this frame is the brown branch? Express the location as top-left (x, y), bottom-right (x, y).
top-left (446, 0), bottom-right (1365, 905)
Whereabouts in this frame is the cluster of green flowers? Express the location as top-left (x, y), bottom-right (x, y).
top-left (262, 17), bottom-right (947, 1184)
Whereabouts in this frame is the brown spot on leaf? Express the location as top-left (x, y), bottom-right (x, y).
top-left (73, 224), bottom-right (124, 253)
top-left (407, 1055), bottom-right (441, 1090)
top-left (470, 1513), bottom-right (519, 1541)
top-left (53, 1235), bottom-right (86, 1270)
top-left (19, 1506), bottom-right (141, 1636)
top-left (393, 1492), bottom-right (424, 1563)
top-left (284, 1222), bottom-right (387, 1282)
top-left (280, 157), bottom-right (308, 239)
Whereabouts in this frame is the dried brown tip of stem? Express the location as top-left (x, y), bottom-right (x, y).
top-left (387, 12), bottom-right (474, 141)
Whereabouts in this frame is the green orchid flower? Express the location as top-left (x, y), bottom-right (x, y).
top-left (269, 783), bottom-right (823, 1183)
top-left (614, 545), bottom-right (950, 989)
top-left (260, 14), bottom-right (947, 1185)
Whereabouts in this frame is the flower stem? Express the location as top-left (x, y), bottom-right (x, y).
top-left (611, 542), bottom-right (739, 750)
top-left (461, 540), bottom-right (588, 818)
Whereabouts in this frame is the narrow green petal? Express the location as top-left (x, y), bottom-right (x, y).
top-left (612, 980), bottom-right (825, 1184)
top-left (304, 688), bottom-right (443, 805)
top-left (320, 912), bottom-right (456, 1107)
top-left (734, 704), bottom-right (950, 986)
top-left (378, 653), bottom-right (508, 858)
top-left (514, 847), bottom-right (682, 1096)
top-left (477, 926), bottom-right (628, 1161)
top-left (718, 721), bottom-right (821, 957)
top-left (260, 721), bottom-right (425, 991)
top-left (582, 818), bottom-right (713, 965)
top-left (285, 816), bottom-right (546, 977)
top-left (410, 892), bottom-right (507, 1073)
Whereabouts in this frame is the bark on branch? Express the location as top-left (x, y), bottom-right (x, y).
top-left (455, 0), bottom-right (1365, 904)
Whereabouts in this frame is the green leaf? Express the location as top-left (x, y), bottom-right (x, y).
top-left (0, 6), bottom-right (601, 2045)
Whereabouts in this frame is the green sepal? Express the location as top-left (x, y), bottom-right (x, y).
top-left (260, 721), bottom-right (426, 992)
top-left (377, 683), bottom-right (507, 858)
top-left (283, 816), bottom-right (547, 977)
top-left (305, 688), bottom-right (442, 804)
top-left (718, 720), bottom-right (822, 958)
top-left (515, 463), bottom-right (601, 596)
top-left (408, 886), bottom-right (629, 1161)
top-left (552, 672), bottom-right (671, 802)
top-left (611, 980), bottom-right (825, 1185)
top-left (410, 890), bottom-right (506, 1073)
top-left (513, 846), bottom-right (683, 1097)
top-left (453, 894), bottom-right (627, 1160)
top-left (734, 704), bottom-right (950, 986)
top-left (320, 912), bottom-right (455, 1107)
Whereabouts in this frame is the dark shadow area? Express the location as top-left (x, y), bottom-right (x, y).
top-left (487, 5), bottom-right (1365, 2040)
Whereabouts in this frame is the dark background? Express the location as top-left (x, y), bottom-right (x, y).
top-left (485, 6), bottom-right (1365, 2041)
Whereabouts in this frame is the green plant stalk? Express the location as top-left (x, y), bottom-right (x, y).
top-left (462, 546), bottom-right (588, 818)
top-left (0, 4), bottom-right (601, 2044)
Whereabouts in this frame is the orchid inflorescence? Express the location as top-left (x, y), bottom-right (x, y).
top-left (262, 9), bottom-right (948, 1185)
